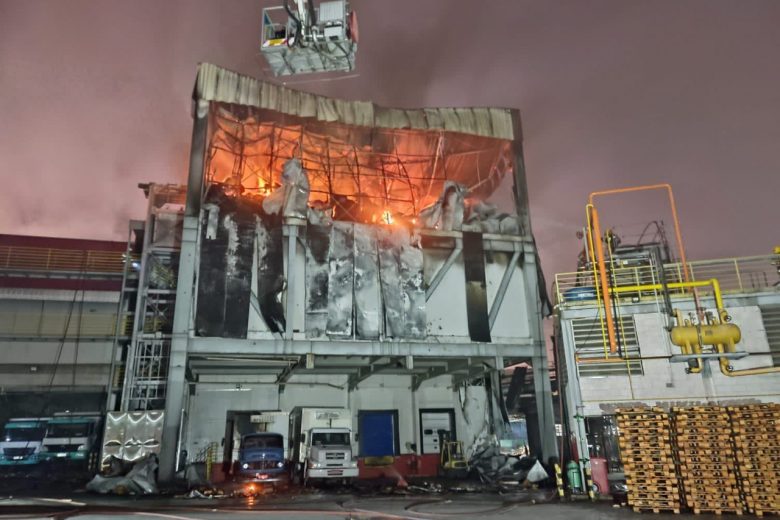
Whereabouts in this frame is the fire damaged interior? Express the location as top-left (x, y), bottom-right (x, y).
top-left (114, 64), bottom-right (557, 483)
top-left (195, 96), bottom-right (528, 343)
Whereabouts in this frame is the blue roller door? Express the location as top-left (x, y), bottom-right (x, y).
top-left (359, 410), bottom-right (398, 457)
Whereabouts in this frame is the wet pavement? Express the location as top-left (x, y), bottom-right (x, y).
top-left (0, 474), bottom-right (727, 520)
top-left (0, 490), bottom-right (730, 519)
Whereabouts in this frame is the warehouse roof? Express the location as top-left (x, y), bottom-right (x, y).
top-left (193, 63), bottom-right (516, 141)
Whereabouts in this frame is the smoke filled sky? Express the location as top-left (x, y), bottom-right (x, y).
top-left (1, 0), bottom-right (779, 280)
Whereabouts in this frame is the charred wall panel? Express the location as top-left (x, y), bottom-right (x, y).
top-left (305, 224), bottom-right (331, 338)
top-left (326, 222), bottom-right (354, 337)
top-left (256, 216), bottom-right (286, 334)
top-left (378, 228), bottom-right (426, 339)
top-left (463, 231), bottom-right (491, 342)
top-left (353, 224), bottom-right (381, 339)
top-left (196, 188), bottom-right (268, 338)
top-left (196, 204), bottom-right (229, 337)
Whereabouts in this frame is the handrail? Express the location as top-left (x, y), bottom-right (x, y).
top-left (555, 254), bottom-right (779, 307)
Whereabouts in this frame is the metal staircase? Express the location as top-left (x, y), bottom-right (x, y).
top-left (112, 184), bottom-right (185, 411)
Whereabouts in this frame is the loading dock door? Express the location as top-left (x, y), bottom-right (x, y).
top-left (358, 410), bottom-right (399, 457)
top-left (420, 409), bottom-right (455, 455)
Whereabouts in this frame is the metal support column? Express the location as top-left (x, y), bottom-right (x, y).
top-left (509, 110), bottom-right (557, 461)
top-left (159, 99), bottom-right (209, 483)
top-left (560, 318), bottom-right (591, 484)
top-left (525, 247), bottom-right (558, 461)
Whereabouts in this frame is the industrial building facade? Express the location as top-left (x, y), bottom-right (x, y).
top-left (0, 234), bottom-right (125, 426)
top-left (101, 63), bottom-right (559, 482)
top-left (554, 252), bottom-right (780, 476)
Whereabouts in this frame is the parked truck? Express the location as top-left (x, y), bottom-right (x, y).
top-left (288, 407), bottom-right (358, 485)
top-left (236, 432), bottom-right (288, 489)
top-left (233, 411), bottom-right (290, 490)
top-left (0, 417), bottom-right (49, 467)
top-left (41, 412), bottom-right (102, 469)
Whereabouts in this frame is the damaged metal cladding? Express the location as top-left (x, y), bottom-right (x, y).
top-left (304, 225), bottom-right (331, 338)
top-left (463, 201), bottom-right (521, 235)
top-left (262, 158), bottom-right (310, 219)
top-left (418, 181), bottom-right (467, 231)
top-left (353, 224), bottom-right (381, 340)
top-left (326, 222), bottom-right (354, 337)
top-left (378, 227), bottom-right (426, 339)
top-left (255, 215), bottom-right (286, 334)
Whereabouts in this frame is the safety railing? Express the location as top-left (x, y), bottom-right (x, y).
top-left (0, 245), bottom-right (127, 274)
top-left (554, 254), bottom-right (779, 307)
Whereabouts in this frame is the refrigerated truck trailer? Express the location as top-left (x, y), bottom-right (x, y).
top-left (288, 407), bottom-right (358, 484)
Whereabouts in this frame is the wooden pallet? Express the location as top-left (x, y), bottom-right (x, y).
top-left (632, 506), bottom-right (681, 514)
top-left (728, 404), bottom-right (780, 516)
top-left (671, 407), bottom-right (743, 515)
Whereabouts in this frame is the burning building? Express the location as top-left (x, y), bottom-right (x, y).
top-left (109, 63), bottom-right (557, 482)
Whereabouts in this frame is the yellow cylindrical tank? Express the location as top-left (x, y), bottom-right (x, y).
top-left (670, 323), bottom-right (741, 347)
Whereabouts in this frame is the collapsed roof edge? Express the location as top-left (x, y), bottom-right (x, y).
top-left (193, 62), bottom-right (516, 141)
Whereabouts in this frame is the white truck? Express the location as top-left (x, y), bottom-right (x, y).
top-left (288, 407), bottom-right (358, 485)
top-left (0, 417), bottom-right (49, 467)
top-left (41, 412), bottom-right (102, 468)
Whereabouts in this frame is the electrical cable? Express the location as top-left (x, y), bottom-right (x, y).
top-left (284, 0), bottom-right (305, 48)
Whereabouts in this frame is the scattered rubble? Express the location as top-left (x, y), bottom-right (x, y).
top-left (86, 454), bottom-right (158, 495)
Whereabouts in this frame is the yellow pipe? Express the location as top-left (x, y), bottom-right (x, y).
top-left (676, 309), bottom-right (702, 374)
top-left (589, 206), bottom-right (618, 354)
top-left (585, 205), bottom-right (610, 359)
top-left (615, 279), bottom-right (780, 377)
top-left (611, 279), bottom-right (724, 312)
top-left (715, 341), bottom-right (780, 377)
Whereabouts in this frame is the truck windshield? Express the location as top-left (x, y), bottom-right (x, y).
top-left (242, 435), bottom-right (283, 449)
top-left (46, 423), bottom-right (91, 438)
top-left (311, 432), bottom-right (350, 446)
top-left (3, 427), bottom-right (46, 442)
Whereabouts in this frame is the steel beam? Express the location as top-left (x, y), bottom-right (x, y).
top-left (188, 337), bottom-right (536, 358)
top-left (488, 246), bottom-right (521, 330)
top-left (411, 358), bottom-right (471, 390)
top-left (276, 356), bottom-right (302, 392)
top-left (425, 240), bottom-right (462, 301)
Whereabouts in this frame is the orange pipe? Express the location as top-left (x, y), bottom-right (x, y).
top-left (589, 206), bottom-right (618, 354)
top-left (588, 184), bottom-right (690, 283)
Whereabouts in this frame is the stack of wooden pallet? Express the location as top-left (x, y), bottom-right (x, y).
top-left (616, 407), bottom-right (681, 514)
top-left (728, 403), bottom-right (780, 517)
top-left (671, 406), bottom-right (743, 515)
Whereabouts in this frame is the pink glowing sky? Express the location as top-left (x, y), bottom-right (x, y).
top-left (1, 0), bottom-right (779, 280)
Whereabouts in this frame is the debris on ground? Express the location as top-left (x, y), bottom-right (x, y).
top-left (468, 440), bottom-right (543, 491)
top-left (86, 454), bottom-right (158, 495)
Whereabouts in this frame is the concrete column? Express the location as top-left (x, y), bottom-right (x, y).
top-left (159, 99), bottom-right (209, 483)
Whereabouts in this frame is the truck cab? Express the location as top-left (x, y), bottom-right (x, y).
top-left (289, 408), bottom-right (358, 484)
top-left (41, 413), bottom-right (101, 466)
top-left (0, 418), bottom-right (49, 466)
top-left (236, 432), bottom-right (288, 486)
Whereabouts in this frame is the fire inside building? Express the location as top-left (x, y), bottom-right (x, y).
top-left (0, 62), bottom-right (557, 486)
top-left (1, 61), bottom-right (779, 513)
